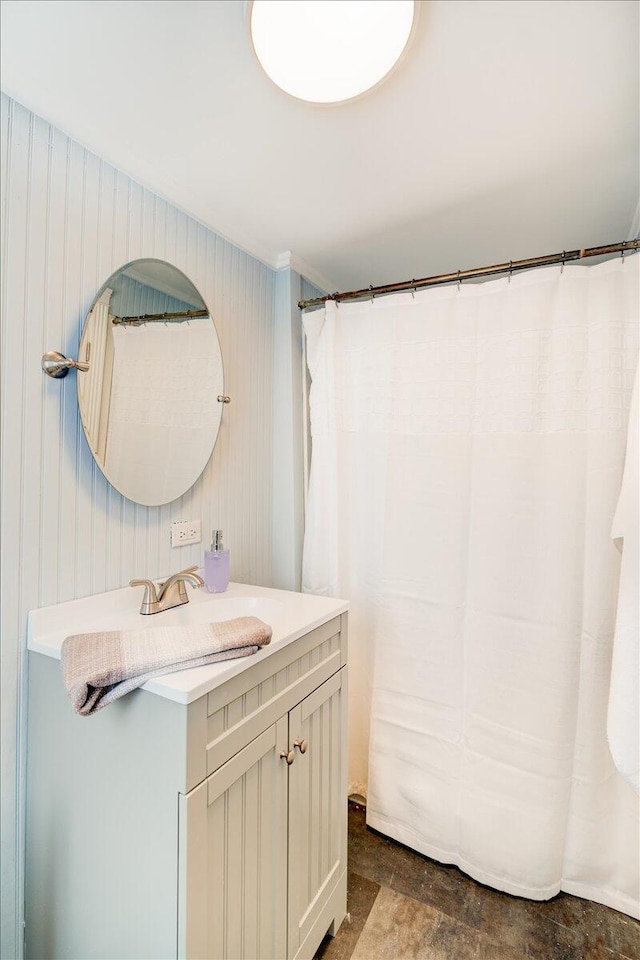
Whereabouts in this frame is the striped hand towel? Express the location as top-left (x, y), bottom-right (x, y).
top-left (61, 617), bottom-right (272, 716)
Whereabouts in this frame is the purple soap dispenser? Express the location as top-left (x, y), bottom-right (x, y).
top-left (204, 530), bottom-right (230, 593)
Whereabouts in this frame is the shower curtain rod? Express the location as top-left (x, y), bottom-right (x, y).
top-left (297, 239), bottom-right (639, 309)
top-left (111, 308), bottom-right (209, 325)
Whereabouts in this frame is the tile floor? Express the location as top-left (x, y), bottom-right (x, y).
top-left (315, 803), bottom-right (640, 960)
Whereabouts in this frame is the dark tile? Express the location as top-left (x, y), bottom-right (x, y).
top-left (429, 912), bottom-right (532, 960)
top-left (349, 889), bottom-right (530, 960)
top-left (533, 892), bottom-right (640, 959)
top-left (387, 846), bottom-right (483, 928)
top-left (314, 872), bottom-right (381, 960)
top-left (535, 892), bottom-right (590, 929)
top-left (348, 872), bottom-right (384, 925)
top-left (579, 901), bottom-right (640, 960)
top-left (314, 934), bottom-right (341, 960)
top-left (347, 803), bottom-right (399, 887)
top-left (348, 803), bottom-right (481, 927)
top-left (350, 886), bottom-right (440, 959)
top-left (427, 913), bottom-right (482, 959)
top-left (345, 803), bottom-right (639, 960)
top-left (470, 884), bottom-right (587, 960)
top-left (579, 941), bottom-right (626, 960)
top-left (474, 932), bottom-right (530, 960)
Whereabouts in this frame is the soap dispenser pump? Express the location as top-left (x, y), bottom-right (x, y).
top-left (204, 530), bottom-right (230, 593)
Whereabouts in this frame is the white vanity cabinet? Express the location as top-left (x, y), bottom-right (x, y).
top-left (179, 629), bottom-right (347, 960)
top-left (25, 587), bottom-right (348, 960)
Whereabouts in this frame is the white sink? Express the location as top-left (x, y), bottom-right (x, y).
top-left (27, 578), bottom-right (348, 704)
top-left (162, 593), bottom-right (285, 626)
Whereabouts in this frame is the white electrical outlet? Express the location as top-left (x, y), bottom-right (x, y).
top-left (170, 519), bottom-right (202, 548)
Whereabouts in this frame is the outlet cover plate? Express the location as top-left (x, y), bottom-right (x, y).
top-left (171, 519), bottom-right (201, 548)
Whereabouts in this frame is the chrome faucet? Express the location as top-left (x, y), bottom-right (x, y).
top-left (130, 565), bottom-right (204, 615)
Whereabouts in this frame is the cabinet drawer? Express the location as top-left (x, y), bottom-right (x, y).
top-left (204, 615), bottom-right (345, 776)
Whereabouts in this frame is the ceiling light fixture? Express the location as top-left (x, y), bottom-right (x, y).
top-left (248, 0), bottom-right (417, 104)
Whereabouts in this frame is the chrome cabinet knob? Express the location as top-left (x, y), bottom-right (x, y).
top-left (293, 739), bottom-right (308, 754)
top-left (280, 749), bottom-right (295, 765)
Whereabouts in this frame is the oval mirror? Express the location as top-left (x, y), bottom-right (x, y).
top-left (77, 258), bottom-right (223, 506)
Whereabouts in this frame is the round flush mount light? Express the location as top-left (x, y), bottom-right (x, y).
top-left (248, 0), bottom-right (417, 104)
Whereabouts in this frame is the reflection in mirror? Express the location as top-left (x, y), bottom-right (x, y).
top-left (78, 259), bottom-right (223, 506)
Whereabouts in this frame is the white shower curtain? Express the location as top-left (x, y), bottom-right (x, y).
top-left (302, 256), bottom-right (640, 917)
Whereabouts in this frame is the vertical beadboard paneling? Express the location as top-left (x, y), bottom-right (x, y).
top-left (0, 93), bottom-right (275, 959)
top-left (0, 92), bottom-right (22, 960)
top-left (300, 277), bottom-right (325, 303)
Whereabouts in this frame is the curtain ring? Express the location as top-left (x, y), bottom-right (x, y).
top-left (561, 252), bottom-right (566, 274)
top-left (411, 279), bottom-right (416, 299)
top-left (621, 241), bottom-right (627, 264)
top-left (369, 285), bottom-right (374, 303)
top-left (508, 260), bottom-right (513, 284)
top-left (457, 269), bottom-right (462, 292)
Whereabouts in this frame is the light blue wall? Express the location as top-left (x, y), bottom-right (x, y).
top-left (0, 92), bottom-right (297, 959)
top-left (301, 277), bottom-right (325, 304)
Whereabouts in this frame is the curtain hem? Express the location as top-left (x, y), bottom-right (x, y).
top-left (560, 880), bottom-right (640, 922)
top-left (367, 810), bottom-right (639, 919)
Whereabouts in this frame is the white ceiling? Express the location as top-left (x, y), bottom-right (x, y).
top-left (1, 0), bottom-right (638, 292)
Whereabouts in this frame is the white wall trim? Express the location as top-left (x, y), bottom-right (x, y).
top-left (275, 251), bottom-right (334, 297)
top-left (271, 268), bottom-right (306, 593)
top-left (627, 198), bottom-right (640, 241)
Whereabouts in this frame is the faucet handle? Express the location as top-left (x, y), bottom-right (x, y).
top-left (158, 565), bottom-right (198, 582)
top-left (129, 578), bottom-right (160, 615)
top-left (157, 565), bottom-right (201, 590)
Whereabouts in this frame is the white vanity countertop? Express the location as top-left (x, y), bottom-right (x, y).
top-left (27, 580), bottom-right (348, 704)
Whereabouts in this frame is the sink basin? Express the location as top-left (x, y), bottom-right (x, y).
top-left (165, 593), bottom-right (285, 626)
top-left (204, 595), bottom-right (284, 620)
top-left (27, 579), bottom-right (348, 704)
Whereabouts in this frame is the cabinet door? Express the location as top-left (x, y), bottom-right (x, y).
top-left (179, 717), bottom-right (289, 960)
top-left (287, 669), bottom-right (347, 959)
